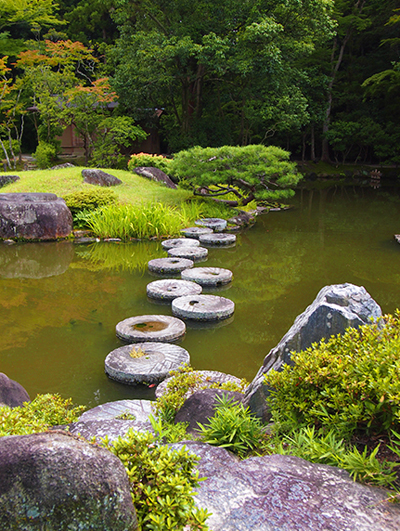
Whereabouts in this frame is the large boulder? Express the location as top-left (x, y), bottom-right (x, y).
top-left (170, 442), bottom-right (400, 531)
top-left (0, 431), bottom-right (137, 531)
top-left (244, 283), bottom-right (382, 421)
top-left (132, 167), bottom-right (177, 189)
top-left (0, 373), bottom-right (30, 407)
top-left (0, 193), bottom-right (72, 241)
top-left (174, 389), bottom-right (244, 433)
top-left (82, 169), bottom-right (122, 187)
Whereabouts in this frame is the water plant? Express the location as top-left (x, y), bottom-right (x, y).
top-left (130, 345), bottom-right (146, 358)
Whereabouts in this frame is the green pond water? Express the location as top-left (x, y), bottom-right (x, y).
top-left (1, 186), bottom-right (400, 408)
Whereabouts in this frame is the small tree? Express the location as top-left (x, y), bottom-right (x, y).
top-left (171, 144), bottom-right (301, 206)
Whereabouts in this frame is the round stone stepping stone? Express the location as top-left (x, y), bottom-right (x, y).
top-left (168, 246), bottom-right (208, 262)
top-left (147, 279), bottom-right (202, 301)
top-left (148, 257), bottom-right (194, 274)
top-left (155, 370), bottom-right (244, 399)
top-left (116, 314), bottom-right (186, 343)
top-left (172, 294), bottom-right (234, 321)
top-left (181, 227), bottom-right (213, 239)
top-left (79, 399), bottom-right (153, 422)
top-left (199, 233), bottom-right (236, 246)
top-left (195, 217), bottom-right (227, 231)
top-left (161, 238), bottom-right (200, 250)
top-left (105, 342), bottom-right (190, 385)
top-left (181, 267), bottom-right (233, 286)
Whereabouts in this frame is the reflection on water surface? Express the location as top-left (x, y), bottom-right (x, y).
top-left (1, 186), bottom-right (400, 407)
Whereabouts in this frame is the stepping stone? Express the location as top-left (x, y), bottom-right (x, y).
top-left (199, 233), bottom-right (236, 246)
top-left (172, 294), bottom-right (235, 321)
top-left (148, 257), bottom-right (194, 274)
top-left (161, 238), bottom-right (200, 250)
top-left (168, 246), bottom-right (208, 262)
top-left (79, 399), bottom-right (153, 423)
top-left (105, 342), bottom-right (190, 385)
top-left (155, 370), bottom-right (244, 399)
top-left (147, 279), bottom-right (202, 301)
top-left (116, 315), bottom-right (186, 343)
top-left (195, 218), bottom-right (227, 231)
top-left (181, 267), bottom-right (233, 286)
top-left (181, 227), bottom-right (213, 239)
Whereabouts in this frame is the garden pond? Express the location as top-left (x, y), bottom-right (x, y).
top-left (1, 185), bottom-right (400, 407)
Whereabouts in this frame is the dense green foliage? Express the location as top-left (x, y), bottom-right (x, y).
top-left (265, 312), bottom-right (400, 440)
top-left (197, 394), bottom-right (265, 458)
top-left (172, 145), bottom-right (301, 205)
top-left (128, 152), bottom-right (172, 173)
top-left (0, 394), bottom-right (85, 436)
top-left (102, 429), bottom-right (210, 531)
top-left (63, 188), bottom-right (118, 214)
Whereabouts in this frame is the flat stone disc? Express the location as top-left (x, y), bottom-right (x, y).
top-left (181, 267), bottom-right (233, 286)
top-left (172, 294), bottom-right (235, 321)
top-left (199, 233), bottom-right (236, 246)
top-left (161, 238), bottom-right (200, 250)
top-left (116, 314), bottom-right (186, 343)
top-left (147, 279), bottom-right (203, 301)
top-left (148, 257), bottom-right (194, 274)
top-left (181, 227), bottom-right (213, 239)
top-left (105, 342), bottom-right (190, 385)
top-left (168, 246), bottom-right (208, 261)
top-left (156, 370), bottom-right (244, 399)
top-left (79, 399), bottom-right (153, 422)
top-left (195, 218), bottom-right (227, 231)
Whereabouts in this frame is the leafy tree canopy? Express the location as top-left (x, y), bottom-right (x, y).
top-left (171, 144), bottom-right (302, 206)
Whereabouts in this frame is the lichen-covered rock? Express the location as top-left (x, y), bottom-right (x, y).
top-left (244, 283), bottom-right (382, 421)
top-left (0, 193), bottom-right (72, 241)
top-left (0, 431), bottom-right (137, 531)
top-left (0, 373), bottom-right (30, 407)
top-left (132, 167), bottom-right (177, 189)
top-left (0, 175), bottom-right (19, 188)
top-left (170, 442), bottom-right (400, 531)
top-left (82, 169), bottom-right (122, 187)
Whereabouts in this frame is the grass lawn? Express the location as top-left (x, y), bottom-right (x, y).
top-left (0, 167), bottom-right (193, 207)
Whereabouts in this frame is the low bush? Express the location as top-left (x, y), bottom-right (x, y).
top-left (128, 152), bottom-right (172, 174)
top-left (197, 394), bottom-right (265, 458)
top-left (102, 428), bottom-right (210, 530)
top-left (265, 312), bottom-right (400, 440)
top-left (0, 394), bottom-right (85, 436)
top-left (63, 188), bottom-right (118, 215)
top-left (34, 142), bottom-right (56, 169)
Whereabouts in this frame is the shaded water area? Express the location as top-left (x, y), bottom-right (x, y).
top-left (1, 185), bottom-right (400, 407)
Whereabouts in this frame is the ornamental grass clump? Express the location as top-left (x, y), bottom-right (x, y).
top-left (265, 312), bottom-right (400, 440)
top-left (84, 202), bottom-right (192, 240)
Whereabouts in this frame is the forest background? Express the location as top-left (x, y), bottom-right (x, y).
top-left (0, 0), bottom-right (400, 169)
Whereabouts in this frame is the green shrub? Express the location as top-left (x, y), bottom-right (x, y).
top-left (197, 394), bottom-right (265, 458)
top-left (265, 312), bottom-right (400, 440)
top-left (63, 188), bottom-right (118, 215)
top-left (102, 428), bottom-right (210, 530)
top-left (34, 142), bottom-right (56, 169)
top-left (128, 152), bottom-right (172, 173)
top-left (154, 365), bottom-right (248, 423)
top-left (0, 394), bottom-right (85, 437)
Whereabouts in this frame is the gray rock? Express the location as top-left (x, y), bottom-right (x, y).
top-left (0, 193), bottom-right (73, 241)
top-left (172, 294), bottom-right (235, 321)
top-left (68, 419), bottom-right (151, 443)
top-left (170, 442), bottom-right (400, 531)
top-left (49, 163), bottom-right (75, 170)
top-left (175, 389), bottom-right (244, 433)
top-left (0, 431), bottom-right (137, 531)
top-left (132, 167), bottom-right (177, 189)
top-left (0, 373), bottom-right (30, 407)
top-left (82, 169), bottom-right (122, 187)
top-left (244, 283), bottom-right (382, 421)
top-left (0, 175), bottom-right (19, 188)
